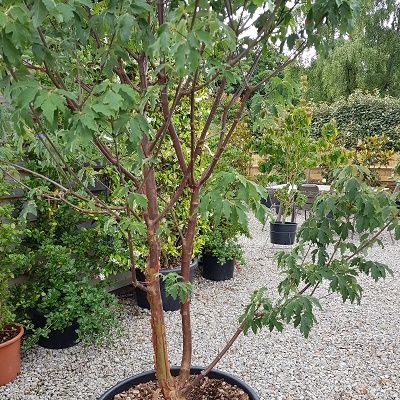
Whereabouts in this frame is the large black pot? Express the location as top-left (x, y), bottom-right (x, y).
top-left (98, 366), bottom-right (259, 400)
top-left (201, 253), bottom-right (234, 281)
top-left (30, 310), bottom-right (79, 349)
top-left (135, 260), bottom-right (198, 312)
top-left (270, 222), bottom-right (297, 245)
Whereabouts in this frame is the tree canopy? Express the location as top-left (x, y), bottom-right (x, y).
top-left (305, 0), bottom-right (400, 102)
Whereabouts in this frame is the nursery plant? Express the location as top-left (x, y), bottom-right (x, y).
top-left (200, 227), bottom-right (245, 282)
top-left (0, 1), bottom-right (374, 399)
top-left (257, 104), bottom-right (344, 223)
top-left (12, 242), bottom-right (122, 348)
top-left (0, 202), bottom-right (24, 385)
top-left (0, 193), bottom-right (123, 349)
top-left (240, 165), bottom-right (400, 345)
top-left (352, 134), bottom-right (395, 186)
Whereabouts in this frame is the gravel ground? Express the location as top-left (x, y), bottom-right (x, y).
top-left (1, 214), bottom-right (400, 400)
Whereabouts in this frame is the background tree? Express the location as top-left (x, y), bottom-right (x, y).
top-left (305, 0), bottom-right (400, 102)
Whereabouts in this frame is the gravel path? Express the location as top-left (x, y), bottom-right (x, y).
top-left (1, 214), bottom-right (399, 400)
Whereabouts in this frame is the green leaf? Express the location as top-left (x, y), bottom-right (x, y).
top-left (197, 30), bottom-right (212, 47)
top-left (92, 103), bottom-right (114, 117)
top-left (175, 43), bottom-right (187, 74)
top-left (127, 193), bottom-right (148, 209)
top-left (118, 14), bottom-right (134, 43)
top-left (222, 200), bottom-right (231, 219)
top-left (0, 12), bottom-right (7, 29)
top-left (19, 200), bottom-right (37, 221)
top-left (80, 112), bottom-right (98, 131)
top-left (42, 0), bottom-right (56, 11)
top-left (34, 92), bottom-right (66, 124)
top-left (16, 85), bottom-right (40, 108)
top-left (1, 35), bottom-right (20, 65)
top-left (57, 4), bottom-right (75, 23)
top-left (102, 90), bottom-right (124, 112)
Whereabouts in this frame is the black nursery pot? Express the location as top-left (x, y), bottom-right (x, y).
top-left (270, 222), bottom-right (297, 245)
top-left (201, 253), bottom-right (234, 281)
top-left (30, 310), bottom-right (79, 349)
top-left (98, 366), bottom-right (260, 400)
top-left (135, 260), bottom-right (198, 312)
top-left (260, 196), bottom-right (272, 208)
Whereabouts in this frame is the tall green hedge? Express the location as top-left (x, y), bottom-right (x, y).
top-left (310, 91), bottom-right (400, 150)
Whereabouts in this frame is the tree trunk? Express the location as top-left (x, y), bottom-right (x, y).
top-left (178, 187), bottom-right (200, 386)
top-left (143, 163), bottom-right (179, 399)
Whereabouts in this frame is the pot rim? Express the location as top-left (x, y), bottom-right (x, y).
top-left (98, 366), bottom-right (259, 400)
top-left (158, 258), bottom-right (199, 275)
top-left (0, 324), bottom-right (24, 349)
top-left (270, 221), bottom-right (297, 226)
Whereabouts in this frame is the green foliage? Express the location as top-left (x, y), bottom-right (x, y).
top-left (199, 168), bottom-right (269, 265)
top-left (305, 0), bottom-right (400, 102)
top-left (216, 120), bottom-right (253, 176)
top-left (395, 162), bottom-right (400, 177)
top-left (203, 229), bottom-right (244, 266)
top-left (0, 0), bottom-right (361, 393)
top-left (0, 192), bottom-right (124, 345)
top-left (200, 169), bottom-right (270, 229)
top-left (13, 243), bottom-right (122, 347)
top-left (352, 134), bottom-right (395, 186)
top-left (240, 165), bottom-right (399, 338)
top-left (256, 104), bottom-right (345, 221)
top-left (0, 203), bottom-right (20, 331)
top-left (249, 74), bottom-right (303, 133)
top-left (162, 273), bottom-right (193, 304)
top-left (24, 199), bottom-right (129, 277)
top-left (310, 91), bottom-right (400, 150)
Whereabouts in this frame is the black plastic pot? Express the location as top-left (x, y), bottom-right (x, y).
top-left (270, 222), bottom-right (297, 245)
top-left (135, 260), bottom-right (198, 312)
top-left (260, 196), bottom-right (271, 208)
top-left (201, 253), bottom-right (234, 281)
top-left (30, 310), bottom-right (79, 349)
top-left (98, 366), bottom-right (260, 400)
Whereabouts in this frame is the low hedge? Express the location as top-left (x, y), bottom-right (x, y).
top-left (310, 91), bottom-right (400, 150)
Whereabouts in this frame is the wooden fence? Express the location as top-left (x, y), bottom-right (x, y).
top-left (247, 154), bottom-right (399, 189)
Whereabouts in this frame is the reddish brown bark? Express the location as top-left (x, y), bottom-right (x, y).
top-left (178, 186), bottom-right (200, 385)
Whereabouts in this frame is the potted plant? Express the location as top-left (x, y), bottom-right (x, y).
top-left (0, 269), bottom-right (24, 386)
top-left (11, 243), bottom-right (122, 349)
top-left (0, 2), bottom-right (373, 399)
top-left (0, 205), bottom-right (24, 385)
top-left (257, 105), bottom-right (320, 244)
top-left (201, 227), bottom-right (244, 281)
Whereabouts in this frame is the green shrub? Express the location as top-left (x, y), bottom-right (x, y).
top-left (12, 243), bottom-right (122, 347)
top-left (310, 91), bottom-right (400, 150)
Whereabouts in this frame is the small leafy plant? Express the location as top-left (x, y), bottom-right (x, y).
top-left (203, 229), bottom-right (244, 266)
top-left (0, 203), bottom-right (20, 342)
top-left (12, 243), bottom-right (122, 347)
top-left (240, 166), bottom-right (399, 338)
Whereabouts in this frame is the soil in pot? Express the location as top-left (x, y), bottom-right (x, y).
top-left (99, 366), bottom-right (259, 400)
top-left (30, 310), bottom-right (79, 349)
top-left (114, 376), bottom-right (249, 400)
top-left (270, 222), bottom-right (297, 245)
top-left (135, 260), bottom-right (198, 312)
top-left (0, 324), bottom-right (24, 386)
top-left (201, 253), bottom-right (234, 281)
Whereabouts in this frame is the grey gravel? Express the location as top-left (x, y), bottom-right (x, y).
top-left (1, 214), bottom-right (399, 400)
